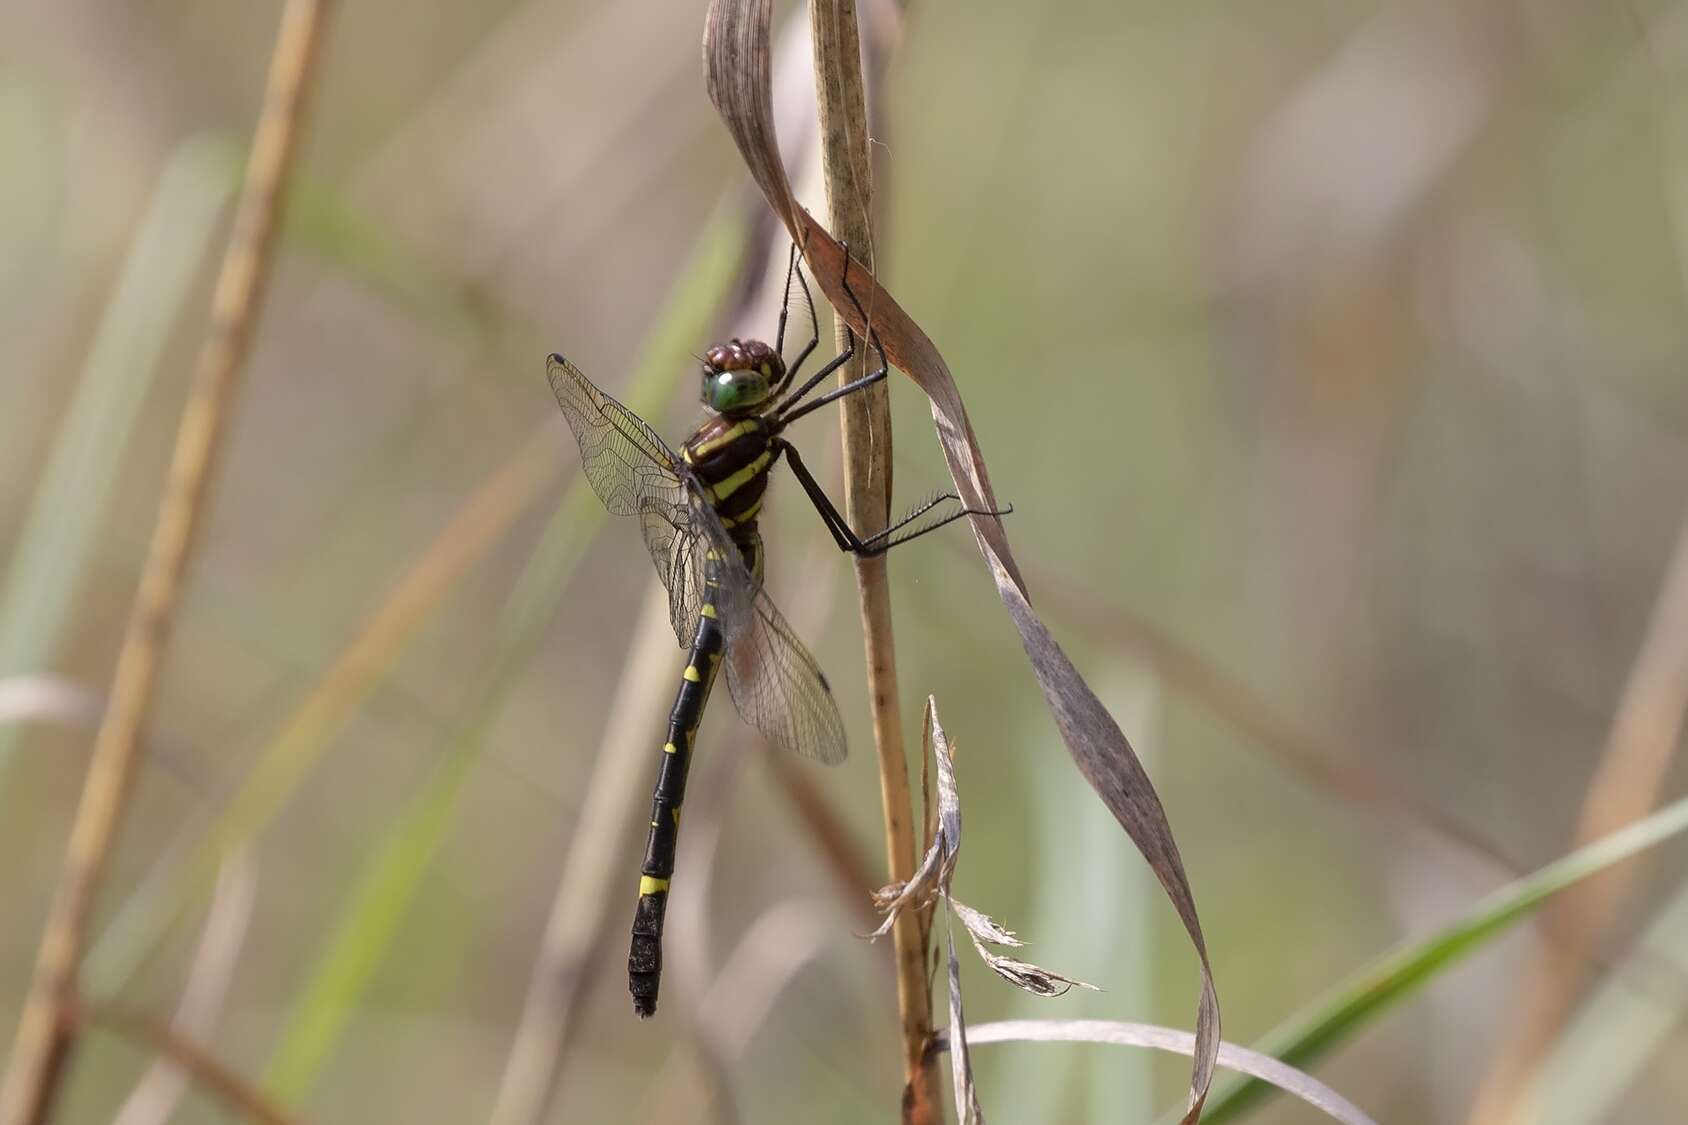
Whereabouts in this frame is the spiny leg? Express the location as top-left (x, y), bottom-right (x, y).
top-left (773, 242), bottom-right (821, 399)
top-left (777, 440), bottom-right (1010, 558)
top-left (774, 240), bottom-right (872, 418)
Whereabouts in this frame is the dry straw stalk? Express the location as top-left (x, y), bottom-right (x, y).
top-left (806, 0), bottom-right (941, 1118)
top-left (0, 1), bottom-right (334, 1121)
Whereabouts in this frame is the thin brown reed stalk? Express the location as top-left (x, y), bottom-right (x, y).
top-left (489, 583), bottom-right (677, 1125)
top-left (1467, 514), bottom-right (1688, 1124)
top-left (112, 855), bottom-right (257, 1125)
top-left (74, 1004), bottom-right (302, 1125)
top-left (807, 1), bottom-right (939, 1119)
top-left (0, 3), bottom-right (333, 1121)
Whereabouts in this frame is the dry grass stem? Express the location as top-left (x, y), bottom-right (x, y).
top-left (1030, 565), bottom-right (1519, 874)
top-left (77, 1005), bottom-right (302, 1125)
top-left (806, 0), bottom-right (938, 1118)
top-left (86, 424), bottom-right (560, 999)
top-left (489, 582), bottom-right (679, 1125)
top-left (0, 2), bottom-right (333, 1120)
top-left (762, 749), bottom-right (880, 927)
top-left (1468, 514), bottom-right (1688, 1123)
top-left (0, 677), bottom-right (103, 733)
top-left (935, 1021), bottom-right (1377, 1125)
top-left (640, 898), bottom-right (838, 1125)
top-left (706, 3), bottom-right (1220, 1113)
top-left (112, 855), bottom-right (257, 1125)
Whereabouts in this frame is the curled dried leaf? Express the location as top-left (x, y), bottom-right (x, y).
top-left (872, 702), bottom-right (1099, 1004)
top-left (931, 1019), bottom-right (1379, 1125)
top-left (868, 698), bottom-right (959, 939)
top-left (942, 894), bottom-right (985, 1125)
top-left (951, 898), bottom-right (1100, 998)
top-left (703, 3), bottom-right (1219, 1117)
top-left (948, 899), bottom-right (1022, 948)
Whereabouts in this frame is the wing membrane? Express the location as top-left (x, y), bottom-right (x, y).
top-left (701, 516), bottom-right (848, 766)
top-left (547, 352), bottom-right (847, 764)
top-left (548, 353), bottom-right (707, 646)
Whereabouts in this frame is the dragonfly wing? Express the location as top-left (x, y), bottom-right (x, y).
top-left (548, 352), bottom-right (707, 648)
top-left (548, 353), bottom-right (686, 516)
top-left (640, 503), bottom-right (713, 648)
top-left (702, 519), bottom-right (848, 766)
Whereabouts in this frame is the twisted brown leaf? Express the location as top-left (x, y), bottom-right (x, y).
top-left (703, 2), bottom-right (1219, 1118)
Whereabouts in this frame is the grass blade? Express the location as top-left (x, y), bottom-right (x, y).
top-left (0, 136), bottom-right (236, 786)
top-left (1201, 792), bottom-right (1688, 1122)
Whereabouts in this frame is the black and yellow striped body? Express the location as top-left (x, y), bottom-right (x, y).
top-left (629, 418), bottom-right (776, 1017)
top-left (682, 414), bottom-right (778, 535)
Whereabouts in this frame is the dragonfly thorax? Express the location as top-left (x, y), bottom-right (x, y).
top-left (700, 338), bottom-right (785, 418)
top-left (681, 412), bottom-right (776, 537)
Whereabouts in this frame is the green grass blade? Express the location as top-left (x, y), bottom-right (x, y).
top-left (1200, 793), bottom-right (1688, 1122)
top-left (253, 203), bottom-right (747, 1102)
top-left (0, 135), bottom-right (237, 785)
top-left (259, 747), bottom-right (473, 1103)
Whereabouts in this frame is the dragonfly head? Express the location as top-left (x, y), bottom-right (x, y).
top-left (701, 339), bottom-right (784, 417)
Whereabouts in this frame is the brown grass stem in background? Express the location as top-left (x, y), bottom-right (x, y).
top-left (73, 1005), bottom-right (302, 1125)
top-left (112, 855), bottom-right (257, 1125)
top-left (1028, 564), bottom-right (1521, 876)
top-left (1466, 514), bottom-right (1688, 1124)
top-left (641, 898), bottom-right (840, 1125)
top-left (709, 1), bottom-right (1218, 1116)
top-left (762, 747), bottom-right (881, 927)
top-left (489, 583), bottom-right (678, 1125)
top-left (807, 0), bottom-right (939, 1118)
top-left (86, 426), bottom-right (560, 998)
top-left (0, 2), bottom-right (333, 1121)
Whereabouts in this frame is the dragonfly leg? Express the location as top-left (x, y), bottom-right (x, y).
top-left (778, 354), bottom-right (886, 426)
top-left (773, 240), bottom-right (821, 399)
top-left (774, 240), bottom-right (882, 420)
top-left (778, 440), bottom-right (1010, 557)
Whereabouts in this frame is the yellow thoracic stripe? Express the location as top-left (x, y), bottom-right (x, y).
top-left (639, 875), bottom-right (670, 895)
top-left (689, 418), bottom-right (757, 460)
top-left (710, 450), bottom-right (772, 503)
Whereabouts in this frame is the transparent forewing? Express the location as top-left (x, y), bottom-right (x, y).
top-left (548, 354), bottom-right (687, 517)
top-left (548, 353), bottom-right (707, 648)
top-left (699, 515), bottom-right (848, 766)
top-left (640, 504), bottom-right (712, 647)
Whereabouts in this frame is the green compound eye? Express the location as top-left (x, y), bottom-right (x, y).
top-left (708, 373), bottom-right (736, 411)
top-left (708, 369), bottom-right (771, 414)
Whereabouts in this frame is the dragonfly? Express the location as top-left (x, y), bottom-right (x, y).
top-left (548, 244), bottom-right (1005, 1018)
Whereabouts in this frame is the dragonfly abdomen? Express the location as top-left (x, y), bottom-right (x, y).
top-left (629, 555), bottom-right (726, 1018)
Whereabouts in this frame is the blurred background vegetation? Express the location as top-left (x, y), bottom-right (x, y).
top-left (4, 0), bottom-right (1688, 1122)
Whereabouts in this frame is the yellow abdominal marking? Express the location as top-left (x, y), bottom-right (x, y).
top-left (639, 876), bottom-right (670, 895)
top-left (663, 741), bottom-right (677, 754)
top-left (701, 604), bottom-right (716, 618)
top-left (684, 665), bottom-right (701, 683)
top-left (719, 496), bottom-right (764, 528)
top-left (672, 807), bottom-right (682, 825)
top-left (711, 451), bottom-right (772, 503)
